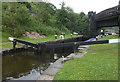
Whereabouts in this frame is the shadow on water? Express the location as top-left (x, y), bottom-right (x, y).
top-left (2, 46), bottom-right (75, 81)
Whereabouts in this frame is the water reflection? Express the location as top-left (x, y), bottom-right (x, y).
top-left (2, 48), bottom-right (72, 80)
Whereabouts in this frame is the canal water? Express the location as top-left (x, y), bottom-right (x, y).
top-left (2, 47), bottom-right (73, 81)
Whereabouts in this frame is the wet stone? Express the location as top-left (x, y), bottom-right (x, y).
top-left (37, 75), bottom-right (54, 80)
top-left (78, 48), bottom-right (84, 50)
top-left (73, 52), bottom-right (85, 58)
top-left (14, 72), bottom-right (40, 80)
top-left (49, 58), bottom-right (63, 68)
top-left (79, 45), bottom-right (89, 48)
top-left (67, 53), bottom-right (75, 58)
top-left (42, 68), bottom-right (60, 76)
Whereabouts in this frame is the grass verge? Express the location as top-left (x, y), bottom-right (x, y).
top-left (98, 35), bottom-right (119, 40)
top-left (54, 36), bottom-right (119, 80)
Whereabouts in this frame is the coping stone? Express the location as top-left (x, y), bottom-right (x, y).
top-left (37, 75), bottom-right (54, 80)
top-left (42, 68), bottom-right (60, 76)
top-left (49, 58), bottom-right (63, 68)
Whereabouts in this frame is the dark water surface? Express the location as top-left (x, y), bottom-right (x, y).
top-left (2, 48), bottom-right (73, 80)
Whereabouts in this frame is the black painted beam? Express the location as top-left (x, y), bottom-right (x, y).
top-left (14, 39), bottom-right (37, 47)
top-left (8, 37), bottom-right (37, 48)
top-left (45, 40), bottom-right (109, 49)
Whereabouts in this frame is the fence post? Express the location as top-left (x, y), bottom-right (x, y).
top-left (13, 40), bottom-right (17, 49)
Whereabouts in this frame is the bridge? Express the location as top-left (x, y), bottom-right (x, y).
top-left (88, 1), bottom-right (120, 37)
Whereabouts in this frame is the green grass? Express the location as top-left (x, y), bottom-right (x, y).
top-left (54, 36), bottom-right (119, 80)
top-left (19, 34), bottom-right (80, 43)
top-left (1, 32), bottom-right (10, 43)
top-left (1, 32), bottom-right (81, 49)
top-left (1, 32), bottom-right (80, 43)
top-left (98, 35), bottom-right (119, 40)
top-left (0, 44), bottom-right (13, 50)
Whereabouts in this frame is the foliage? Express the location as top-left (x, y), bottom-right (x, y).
top-left (2, 2), bottom-right (32, 37)
top-left (55, 2), bottom-right (69, 30)
top-left (2, 2), bottom-right (89, 37)
top-left (36, 24), bottom-right (61, 35)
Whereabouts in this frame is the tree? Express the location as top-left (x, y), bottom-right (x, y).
top-left (55, 2), bottom-right (69, 31)
top-left (75, 12), bottom-right (89, 34)
top-left (31, 2), bottom-right (56, 28)
top-left (2, 2), bottom-right (32, 37)
top-left (64, 7), bottom-right (77, 31)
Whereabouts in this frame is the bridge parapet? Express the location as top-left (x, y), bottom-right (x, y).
top-left (118, 1), bottom-right (120, 24)
top-left (94, 6), bottom-right (119, 21)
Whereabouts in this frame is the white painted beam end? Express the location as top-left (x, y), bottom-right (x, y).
top-left (8, 37), bottom-right (14, 41)
top-left (109, 39), bottom-right (120, 43)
